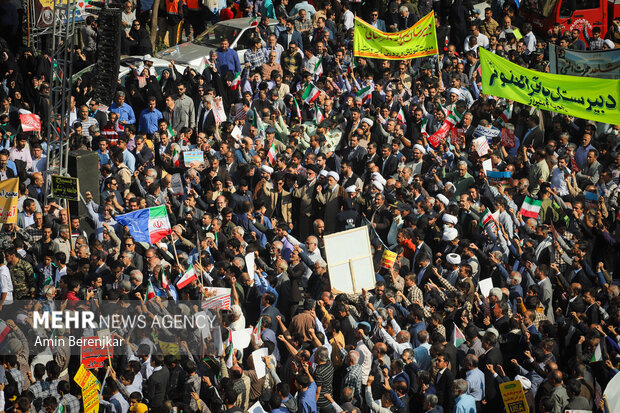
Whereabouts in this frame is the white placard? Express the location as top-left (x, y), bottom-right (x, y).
top-left (324, 227), bottom-right (376, 294)
top-left (251, 348), bottom-right (269, 379)
top-left (482, 159), bottom-right (493, 175)
top-left (245, 252), bottom-right (255, 276)
top-left (248, 401), bottom-right (267, 413)
top-left (479, 278), bottom-right (494, 297)
top-left (232, 328), bottom-right (253, 349)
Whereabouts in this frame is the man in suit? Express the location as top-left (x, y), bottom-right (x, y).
top-left (434, 352), bottom-right (455, 412)
top-left (258, 171), bottom-right (293, 226)
top-left (277, 19), bottom-right (303, 51)
top-left (17, 198), bottom-right (38, 228)
top-left (575, 149), bottom-right (602, 188)
top-left (398, 6), bottom-right (418, 30)
top-left (479, 332), bottom-right (503, 413)
top-left (196, 96), bottom-right (216, 134)
top-left (379, 144), bottom-right (399, 178)
top-left (369, 193), bottom-right (392, 244)
top-left (27, 172), bottom-right (45, 205)
top-left (535, 264), bottom-right (555, 322)
top-left (146, 354), bottom-right (170, 413)
top-left (415, 253), bottom-right (434, 291)
top-left (521, 114), bottom-right (544, 148)
top-left (411, 228), bottom-right (432, 271)
top-left (0, 151), bottom-right (16, 180)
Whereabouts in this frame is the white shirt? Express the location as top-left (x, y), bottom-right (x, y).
top-left (464, 33), bottom-right (489, 52)
top-left (0, 265), bottom-right (12, 305)
top-left (343, 10), bottom-right (354, 30)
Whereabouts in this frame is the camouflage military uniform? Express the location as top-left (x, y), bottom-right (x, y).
top-left (8, 258), bottom-right (35, 299)
top-left (0, 227), bottom-right (33, 250)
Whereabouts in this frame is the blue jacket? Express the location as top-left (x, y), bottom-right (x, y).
top-left (217, 48), bottom-right (240, 75)
top-left (277, 30), bottom-right (303, 50)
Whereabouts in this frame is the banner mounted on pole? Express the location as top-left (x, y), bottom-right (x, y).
top-left (354, 11), bottom-right (438, 60)
top-left (479, 48), bottom-right (620, 125)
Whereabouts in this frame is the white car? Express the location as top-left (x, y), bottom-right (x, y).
top-left (155, 17), bottom-right (277, 70)
top-left (72, 55), bottom-right (186, 86)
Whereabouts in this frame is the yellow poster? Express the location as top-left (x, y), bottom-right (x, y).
top-left (354, 12), bottom-right (438, 60)
top-left (0, 178), bottom-right (19, 224)
top-left (74, 364), bottom-right (100, 413)
top-left (479, 48), bottom-right (620, 125)
top-left (499, 380), bottom-right (529, 413)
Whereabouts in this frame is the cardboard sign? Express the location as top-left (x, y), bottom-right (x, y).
top-left (501, 128), bottom-right (516, 148)
top-left (0, 178), bottom-right (19, 224)
top-left (213, 96), bottom-right (227, 124)
top-left (50, 175), bottom-right (80, 201)
top-left (170, 173), bottom-right (184, 196)
top-left (20, 114), bottom-right (41, 132)
top-left (202, 287), bottom-right (231, 310)
top-left (499, 380), bottom-right (529, 413)
top-left (380, 250), bottom-right (398, 269)
top-left (473, 125), bottom-right (501, 142)
top-left (183, 150), bottom-right (204, 166)
top-left (472, 137), bottom-right (490, 156)
top-left (81, 336), bottom-right (113, 369)
top-left (450, 127), bottom-right (466, 146)
top-left (74, 364), bottom-right (100, 413)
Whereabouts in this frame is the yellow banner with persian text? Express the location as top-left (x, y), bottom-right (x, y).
top-left (0, 178), bottom-right (18, 224)
top-left (479, 48), bottom-right (620, 125)
top-left (354, 11), bottom-right (438, 60)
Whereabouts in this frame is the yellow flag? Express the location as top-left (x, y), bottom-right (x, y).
top-left (354, 11), bottom-right (438, 60)
top-left (0, 178), bottom-right (18, 224)
top-left (479, 48), bottom-right (620, 125)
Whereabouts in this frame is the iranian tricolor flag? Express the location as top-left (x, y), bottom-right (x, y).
top-left (396, 107), bottom-right (405, 124)
top-left (162, 267), bottom-right (169, 290)
top-left (314, 104), bottom-right (324, 124)
top-left (302, 83), bottom-right (321, 104)
top-left (267, 142), bottom-right (277, 164)
top-left (446, 108), bottom-right (464, 125)
top-left (225, 328), bottom-right (234, 368)
top-left (480, 208), bottom-right (494, 227)
top-left (252, 317), bottom-right (263, 342)
top-left (54, 403), bottom-right (66, 413)
top-left (177, 264), bottom-right (197, 290)
top-left (145, 280), bottom-right (156, 301)
top-left (252, 108), bottom-right (264, 131)
top-left (420, 118), bottom-right (429, 139)
top-left (198, 57), bottom-right (210, 74)
top-left (115, 205), bottom-right (172, 244)
top-left (171, 145), bottom-right (180, 167)
top-left (356, 84), bottom-right (373, 103)
top-left (230, 71), bottom-right (241, 90)
top-left (293, 98), bottom-right (302, 120)
top-left (452, 323), bottom-right (466, 347)
top-left (497, 105), bottom-right (513, 126)
top-left (591, 343), bottom-right (602, 362)
top-left (520, 196), bottom-right (542, 219)
top-left (313, 57), bottom-right (323, 78)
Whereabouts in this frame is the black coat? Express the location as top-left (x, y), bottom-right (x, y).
top-left (435, 368), bottom-right (455, 412)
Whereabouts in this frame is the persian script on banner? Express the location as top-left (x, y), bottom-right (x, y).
top-left (354, 11), bottom-right (438, 60)
top-left (479, 48), bottom-right (620, 125)
top-left (202, 287), bottom-right (231, 310)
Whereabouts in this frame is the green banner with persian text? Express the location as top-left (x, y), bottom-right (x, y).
top-left (479, 48), bottom-right (620, 125)
top-left (354, 11), bottom-right (438, 60)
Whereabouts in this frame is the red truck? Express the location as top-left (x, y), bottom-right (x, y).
top-left (519, 0), bottom-right (620, 39)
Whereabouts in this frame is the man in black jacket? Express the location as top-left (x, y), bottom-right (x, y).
top-left (146, 354), bottom-right (170, 413)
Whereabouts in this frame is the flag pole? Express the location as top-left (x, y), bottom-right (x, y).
top-left (170, 232), bottom-right (181, 266)
top-left (196, 232), bottom-right (205, 297)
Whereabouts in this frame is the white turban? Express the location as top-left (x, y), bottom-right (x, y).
top-left (372, 181), bottom-right (384, 192)
top-left (442, 227), bottom-right (458, 241)
top-left (346, 185), bottom-right (357, 193)
top-left (412, 144), bottom-right (427, 154)
top-left (442, 213), bottom-right (457, 225)
top-left (449, 87), bottom-right (461, 96)
top-left (446, 253), bottom-right (461, 265)
top-left (261, 165), bottom-right (274, 174)
top-left (436, 194), bottom-right (450, 207)
top-left (327, 171), bottom-right (340, 182)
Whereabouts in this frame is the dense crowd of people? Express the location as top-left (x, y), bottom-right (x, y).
top-left (0, 0), bottom-right (619, 412)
